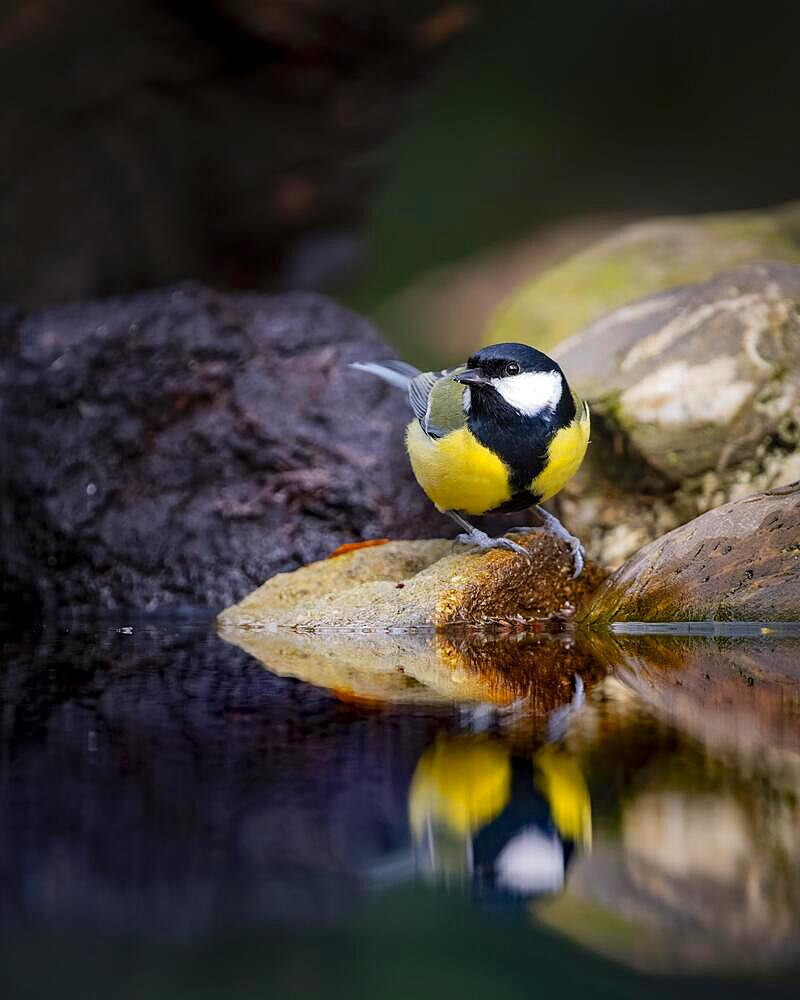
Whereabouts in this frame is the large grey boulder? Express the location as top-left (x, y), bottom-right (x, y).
top-left (552, 262), bottom-right (800, 566)
top-left (0, 284), bottom-right (444, 615)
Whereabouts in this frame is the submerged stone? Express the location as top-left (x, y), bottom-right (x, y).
top-left (586, 628), bottom-right (800, 756)
top-left (217, 532), bottom-right (606, 631)
top-left (539, 641), bottom-right (800, 976)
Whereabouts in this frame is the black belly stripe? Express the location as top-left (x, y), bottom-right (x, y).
top-left (467, 411), bottom-right (551, 493)
top-left (466, 384), bottom-right (577, 502)
top-left (491, 489), bottom-right (541, 513)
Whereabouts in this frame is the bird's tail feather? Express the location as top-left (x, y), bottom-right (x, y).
top-left (349, 359), bottom-right (420, 390)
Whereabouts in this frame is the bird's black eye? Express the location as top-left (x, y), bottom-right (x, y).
top-left (504, 361), bottom-right (520, 376)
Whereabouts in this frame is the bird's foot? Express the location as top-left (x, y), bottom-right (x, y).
top-left (455, 529), bottom-right (531, 559)
top-left (508, 508), bottom-right (584, 577)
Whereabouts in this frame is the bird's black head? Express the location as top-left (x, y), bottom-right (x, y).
top-left (453, 343), bottom-right (571, 421)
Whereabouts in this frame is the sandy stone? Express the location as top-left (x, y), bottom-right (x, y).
top-left (217, 532), bottom-right (606, 631)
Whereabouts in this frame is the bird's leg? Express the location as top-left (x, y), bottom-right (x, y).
top-left (445, 510), bottom-right (531, 559)
top-left (508, 506), bottom-right (584, 577)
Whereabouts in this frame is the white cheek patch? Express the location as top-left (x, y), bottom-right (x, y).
top-left (462, 387), bottom-right (471, 414)
top-left (491, 370), bottom-right (563, 416)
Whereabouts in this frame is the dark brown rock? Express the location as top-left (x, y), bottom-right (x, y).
top-left (0, 284), bottom-right (446, 615)
top-left (582, 483), bottom-right (800, 623)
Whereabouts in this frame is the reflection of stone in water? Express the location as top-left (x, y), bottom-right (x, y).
top-left (219, 628), bottom-right (445, 705)
top-left (219, 626), bottom-right (602, 712)
top-left (622, 790), bottom-right (800, 950)
top-left (600, 631), bottom-right (800, 768)
top-left (536, 681), bottom-right (800, 975)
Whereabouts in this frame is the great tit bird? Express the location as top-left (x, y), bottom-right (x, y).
top-left (351, 342), bottom-right (590, 576)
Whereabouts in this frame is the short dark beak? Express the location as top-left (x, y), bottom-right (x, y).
top-left (453, 368), bottom-right (487, 386)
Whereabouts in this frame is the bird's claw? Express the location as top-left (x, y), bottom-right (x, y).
top-left (499, 536), bottom-right (533, 559)
top-left (568, 538), bottom-right (585, 579)
top-left (455, 530), bottom-right (532, 559)
top-left (508, 511), bottom-right (585, 577)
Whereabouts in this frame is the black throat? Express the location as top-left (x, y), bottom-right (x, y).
top-left (466, 384), bottom-right (575, 499)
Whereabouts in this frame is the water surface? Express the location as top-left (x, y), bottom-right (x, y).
top-left (2, 618), bottom-right (799, 998)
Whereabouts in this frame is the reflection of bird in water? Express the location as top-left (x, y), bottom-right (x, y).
top-left (408, 734), bottom-right (591, 903)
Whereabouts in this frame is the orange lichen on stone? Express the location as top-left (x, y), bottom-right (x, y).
top-left (328, 538), bottom-right (391, 558)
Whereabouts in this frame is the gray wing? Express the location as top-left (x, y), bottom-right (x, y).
top-left (409, 366), bottom-right (466, 438)
top-left (408, 370), bottom-right (442, 429)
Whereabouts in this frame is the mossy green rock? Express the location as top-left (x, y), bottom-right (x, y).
top-left (484, 203), bottom-right (800, 353)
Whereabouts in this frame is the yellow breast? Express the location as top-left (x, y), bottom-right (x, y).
top-left (531, 401), bottom-right (591, 502)
top-left (405, 421), bottom-right (512, 515)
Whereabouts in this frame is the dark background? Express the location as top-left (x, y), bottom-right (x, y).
top-left (3, 0), bottom-right (800, 318)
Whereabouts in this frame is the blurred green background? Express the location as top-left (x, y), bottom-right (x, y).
top-left (341, 0), bottom-right (800, 364)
